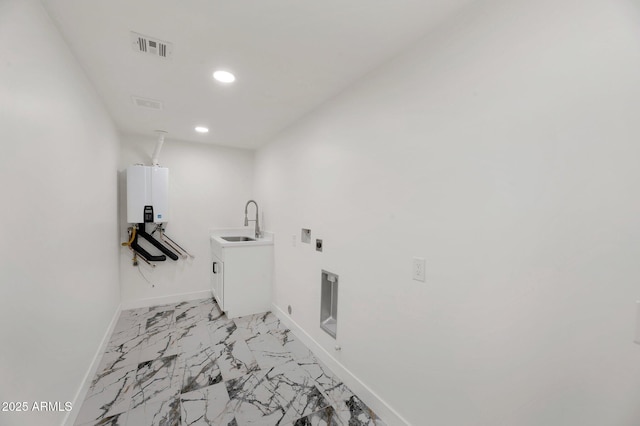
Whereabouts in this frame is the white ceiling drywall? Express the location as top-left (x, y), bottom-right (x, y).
top-left (42, 0), bottom-right (475, 149)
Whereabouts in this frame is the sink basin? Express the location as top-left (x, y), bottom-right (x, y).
top-left (221, 236), bottom-right (256, 242)
top-left (210, 228), bottom-right (274, 259)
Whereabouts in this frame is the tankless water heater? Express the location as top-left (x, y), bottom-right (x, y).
top-left (126, 165), bottom-right (169, 224)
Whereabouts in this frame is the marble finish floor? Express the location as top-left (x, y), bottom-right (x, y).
top-left (75, 297), bottom-right (385, 426)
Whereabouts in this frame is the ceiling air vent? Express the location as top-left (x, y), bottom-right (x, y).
top-left (132, 96), bottom-right (163, 110)
top-left (130, 32), bottom-right (173, 59)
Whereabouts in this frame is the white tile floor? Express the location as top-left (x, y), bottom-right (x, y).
top-left (74, 297), bottom-right (385, 426)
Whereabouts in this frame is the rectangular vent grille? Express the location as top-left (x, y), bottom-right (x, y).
top-left (130, 32), bottom-right (172, 59)
top-left (132, 96), bottom-right (163, 110)
top-left (138, 37), bottom-right (147, 52)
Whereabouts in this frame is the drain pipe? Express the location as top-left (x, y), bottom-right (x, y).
top-left (152, 130), bottom-right (167, 166)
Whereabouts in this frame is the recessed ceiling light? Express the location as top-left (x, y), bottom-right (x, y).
top-left (213, 70), bottom-right (236, 83)
top-left (195, 126), bottom-right (209, 133)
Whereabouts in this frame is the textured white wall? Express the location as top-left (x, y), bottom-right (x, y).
top-left (0, 1), bottom-right (121, 425)
top-left (255, 0), bottom-right (640, 424)
top-left (119, 135), bottom-right (254, 305)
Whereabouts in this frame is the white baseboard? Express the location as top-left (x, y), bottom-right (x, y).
top-left (271, 303), bottom-right (409, 426)
top-left (120, 289), bottom-right (212, 310)
top-left (62, 303), bottom-right (122, 426)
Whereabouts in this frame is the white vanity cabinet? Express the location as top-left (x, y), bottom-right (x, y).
top-left (210, 228), bottom-right (274, 319)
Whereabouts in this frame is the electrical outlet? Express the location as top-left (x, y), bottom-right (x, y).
top-left (413, 257), bottom-right (425, 282)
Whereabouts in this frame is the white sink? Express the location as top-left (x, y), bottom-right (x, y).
top-left (221, 236), bottom-right (255, 242)
top-left (210, 227), bottom-right (273, 253)
top-left (210, 227), bottom-right (273, 259)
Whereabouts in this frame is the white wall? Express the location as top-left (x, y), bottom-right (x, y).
top-left (254, 0), bottom-right (640, 424)
top-left (119, 135), bottom-right (254, 305)
top-left (0, 1), bottom-right (121, 425)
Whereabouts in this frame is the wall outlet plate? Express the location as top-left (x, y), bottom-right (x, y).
top-left (316, 239), bottom-right (323, 252)
top-left (301, 228), bottom-right (311, 243)
top-left (413, 257), bottom-right (425, 282)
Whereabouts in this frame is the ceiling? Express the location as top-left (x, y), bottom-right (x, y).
top-left (42, 0), bottom-right (475, 149)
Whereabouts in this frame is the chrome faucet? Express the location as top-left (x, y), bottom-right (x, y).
top-left (244, 200), bottom-right (262, 238)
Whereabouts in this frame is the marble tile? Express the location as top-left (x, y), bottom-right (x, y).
top-left (112, 312), bottom-right (143, 333)
top-left (144, 309), bottom-right (175, 333)
top-left (148, 303), bottom-right (177, 312)
top-left (296, 357), bottom-right (342, 400)
top-left (120, 307), bottom-right (150, 320)
top-left (74, 366), bottom-right (136, 425)
top-left (193, 297), bottom-right (214, 306)
top-left (199, 299), bottom-right (225, 323)
top-left (213, 340), bottom-right (260, 381)
top-left (291, 385), bottom-right (331, 422)
top-left (96, 339), bottom-right (144, 376)
top-left (178, 323), bottom-right (214, 354)
top-left (125, 396), bottom-right (180, 426)
top-left (180, 382), bottom-right (236, 426)
top-left (76, 410), bottom-right (129, 426)
top-left (108, 323), bottom-right (143, 350)
top-left (246, 332), bottom-right (295, 370)
top-left (131, 355), bottom-right (180, 410)
top-left (265, 361), bottom-right (330, 421)
top-left (318, 383), bottom-right (351, 412)
top-left (232, 312), bottom-right (282, 337)
top-left (179, 347), bottom-right (223, 394)
top-left (139, 327), bottom-right (179, 363)
top-left (328, 385), bottom-right (384, 426)
top-left (109, 312), bottom-right (145, 344)
top-left (292, 406), bottom-right (342, 426)
top-left (224, 360), bottom-right (330, 425)
top-left (174, 302), bottom-right (204, 328)
top-left (268, 328), bottom-right (312, 361)
top-left (208, 317), bottom-right (249, 346)
top-left (174, 319), bottom-right (202, 343)
top-left (225, 370), bottom-right (296, 425)
top-left (108, 314), bottom-right (144, 346)
top-left (174, 299), bottom-right (198, 310)
top-left (79, 301), bottom-right (384, 426)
